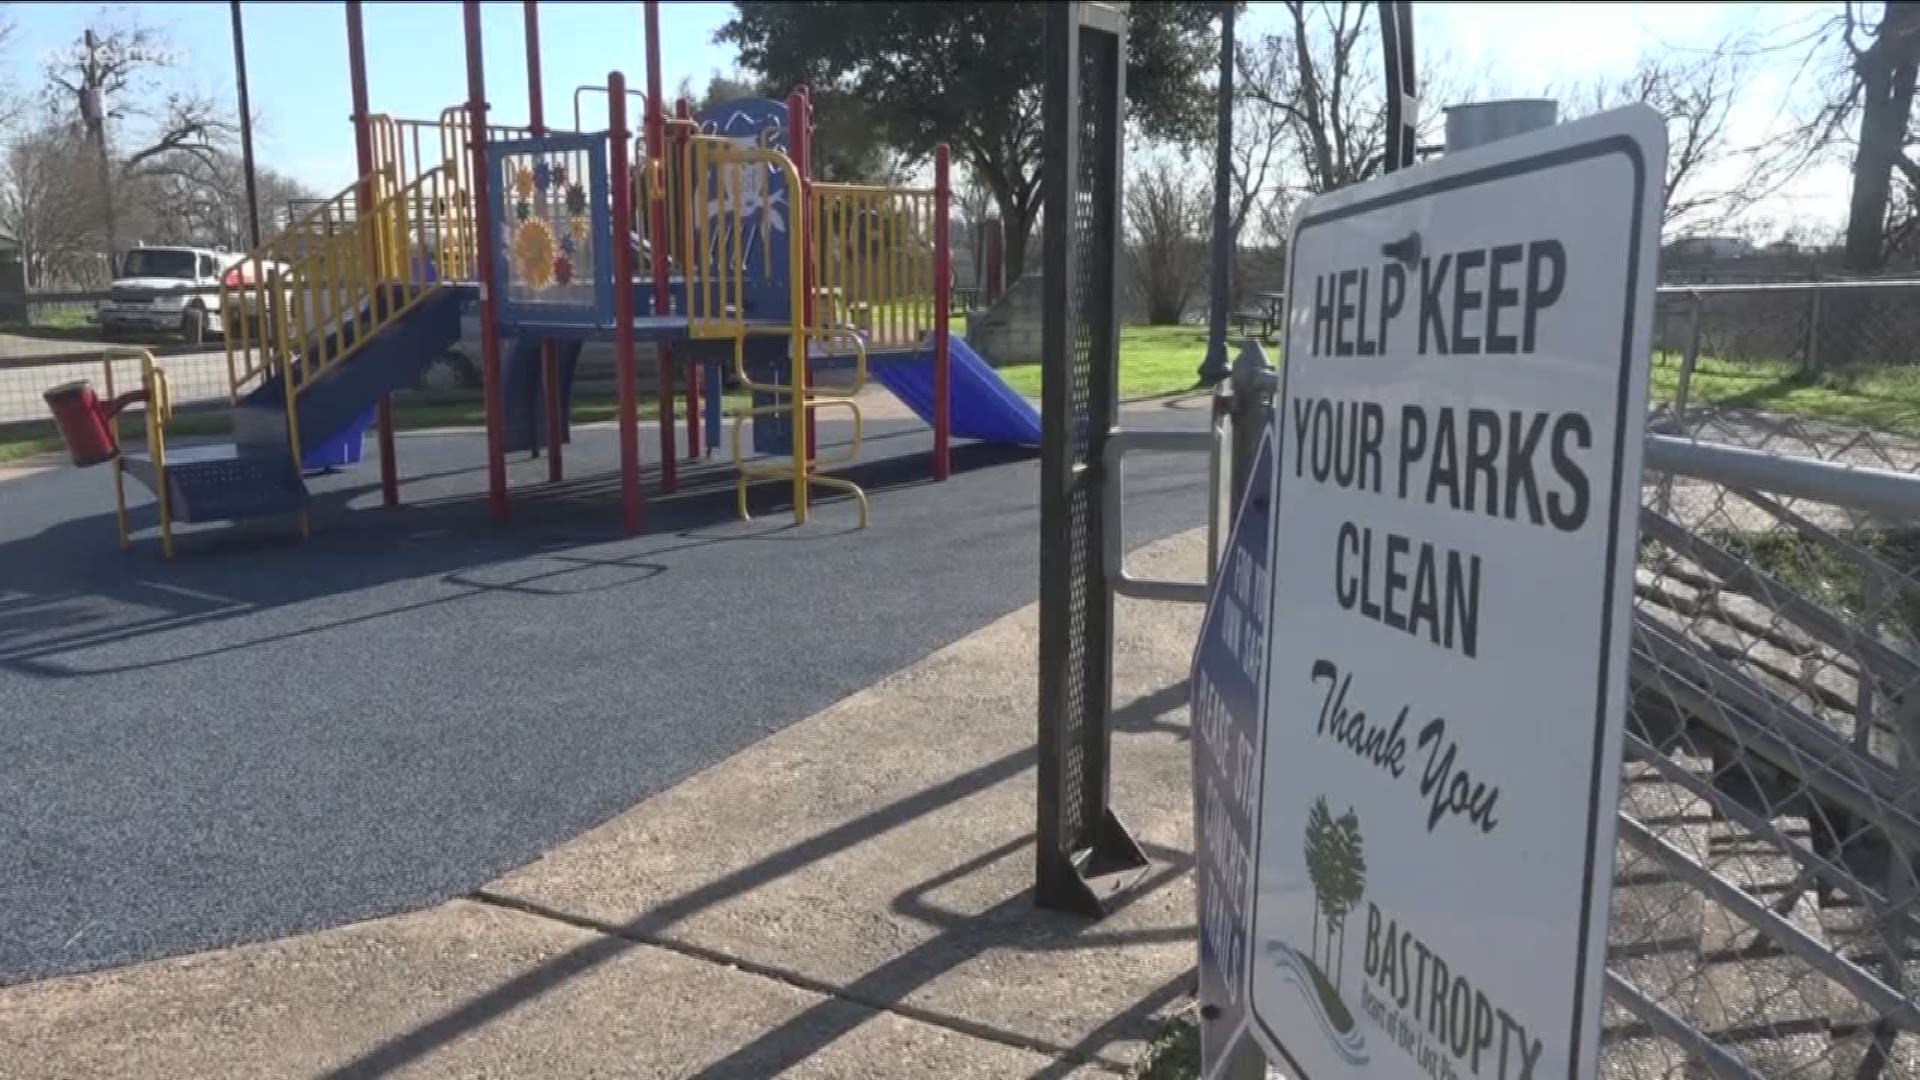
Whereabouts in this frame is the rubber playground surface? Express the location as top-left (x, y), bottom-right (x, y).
top-left (0, 402), bottom-right (1210, 986)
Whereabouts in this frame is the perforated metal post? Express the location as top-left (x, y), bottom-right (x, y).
top-left (1035, 1), bottom-right (1148, 919)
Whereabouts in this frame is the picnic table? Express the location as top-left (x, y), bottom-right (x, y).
top-left (1232, 290), bottom-right (1286, 341)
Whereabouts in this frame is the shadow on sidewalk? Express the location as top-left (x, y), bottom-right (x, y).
top-left (326, 742), bottom-right (1194, 1078)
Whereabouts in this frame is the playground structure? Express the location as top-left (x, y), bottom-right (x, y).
top-left (48, 0), bottom-right (1041, 557)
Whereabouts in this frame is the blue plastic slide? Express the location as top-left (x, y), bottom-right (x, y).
top-left (872, 334), bottom-right (1041, 448)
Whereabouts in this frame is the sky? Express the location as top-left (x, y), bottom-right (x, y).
top-left (0, 1), bottom-right (1853, 236)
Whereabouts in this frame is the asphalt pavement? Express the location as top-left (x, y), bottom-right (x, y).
top-left (0, 399), bottom-right (1213, 985)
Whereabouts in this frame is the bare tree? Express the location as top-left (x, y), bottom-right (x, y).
top-left (1, 122), bottom-right (108, 287)
top-left (0, 7), bottom-right (22, 130)
top-left (1838, 2), bottom-right (1920, 273)
top-left (1227, 54), bottom-right (1289, 241)
top-left (1237, 1), bottom-right (1455, 198)
top-left (119, 150), bottom-right (319, 250)
top-left (1741, 3), bottom-right (1920, 273)
top-left (40, 20), bottom-right (237, 182)
top-left (1239, 1), bottom-right (1380, 196)
top-left (1556, 40), bottom-right (1790, 235)
top-left (1123, 157), bottom-right (1208, 325)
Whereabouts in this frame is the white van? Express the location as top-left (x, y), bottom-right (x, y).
top-left (96, 245), bottom-right (253, 345)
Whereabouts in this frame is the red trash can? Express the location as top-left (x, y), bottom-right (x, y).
top-left (43, 380), bottom-right (133, 467)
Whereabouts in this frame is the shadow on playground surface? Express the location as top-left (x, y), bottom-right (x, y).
top-left (0, 410), bottom-right (1209, 986)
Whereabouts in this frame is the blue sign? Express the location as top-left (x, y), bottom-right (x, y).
top-left (1191, 425), bottom-right (1275, 1077)
top-left (694, 97), bottom-right (792, 276)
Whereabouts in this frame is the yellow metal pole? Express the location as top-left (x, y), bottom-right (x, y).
top-left (274, 267), bottom-right (303, 469)
top-left (143, 354), bottom-right (174, 560)
top-left (889, 192), bottom-right (899, 339)
top-left (724, 157), bottom-right (737, 329)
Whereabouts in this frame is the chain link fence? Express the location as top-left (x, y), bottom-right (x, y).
top-left (1539, 281), bottom-right (1920, 1080)
top-left (1652, 280), bottom-right (1920, 446)
top-left (1615, 421), bottom-right (1920, 1078)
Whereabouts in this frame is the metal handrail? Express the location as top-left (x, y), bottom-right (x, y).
top-left (102, 348), bottom-right (174, 558)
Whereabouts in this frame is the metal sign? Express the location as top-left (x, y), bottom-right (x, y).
top-left (1191, 424), bottom-right (1274, 1078)
top-left (1246, 105), bottom-right (1667, 1080)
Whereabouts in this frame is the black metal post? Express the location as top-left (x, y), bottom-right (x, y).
top-left (1036, 0), bottom-right (1148, 919)
top-left (1379, 1), bottom-right (1417, 173)
top-left (1197, 1), bottom-right (1235, 386)
top-left (231, 0), bottom-right (262, 249)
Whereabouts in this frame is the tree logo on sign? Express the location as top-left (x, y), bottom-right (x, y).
top-left (1266, 795), bottom-right (1371, 1065)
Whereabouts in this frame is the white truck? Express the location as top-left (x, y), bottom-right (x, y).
top-left (95, 245), bottom-right (267, 345)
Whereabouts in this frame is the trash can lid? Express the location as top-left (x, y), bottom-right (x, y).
top-left (42, 380), bottom-right (94, 402)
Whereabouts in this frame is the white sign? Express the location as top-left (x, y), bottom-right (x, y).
top-left (1246, 105), bottom-right (1666, 1080)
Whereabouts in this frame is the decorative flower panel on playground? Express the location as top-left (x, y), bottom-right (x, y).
top-left (694, 98), bottom-right (791, 277)
top-left (486, 134), bottom-right (613, 327)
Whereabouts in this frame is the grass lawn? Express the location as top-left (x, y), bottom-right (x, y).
top-left (994, 324), bottom-right (1214, 401)
top-left (0, 391), bottom-right (746, 464)
top-left (1649, 352), bottom-right (1920, 434)
top-left (19, 341), bottom-right (1920, 465)
top-left (0, 313), bottom-right (116, 342)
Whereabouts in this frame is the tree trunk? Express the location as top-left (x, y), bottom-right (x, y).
top-left (1845, 2), bottom-right (1920, 275)
top-left (1311, 902), bottom-right (1321, 967)
top-left (1832, 3), bottom-right (1920, 367)
top-left (1002, 197), bottom-right (1035, 284)
top-left (1335, 918), bottom-right (1345, 990)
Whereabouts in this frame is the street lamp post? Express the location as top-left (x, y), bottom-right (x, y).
top-left (1197, 1), bottom-right (1235, 387)
top-left (230, 0), bottom-right (262, 249)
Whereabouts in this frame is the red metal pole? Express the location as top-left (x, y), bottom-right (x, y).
top-left (523, 0), bottom-right (564, 484)
top-left (522, 3), bottom-right (544, 128)
top-left (610, 73), bottom-right (643, 534)
top-left (789, 87), bottom-right (817, 466)
top-left (643, 0), bottom-right (677, 492)
top-left (676, 96), bottom-right (702, 457)
top-left (933, 143), bottom-right (952, 481)
top-left (463, 0), bottom-right (509, 522)
top-left (345, 2), bottom-right (398, 508)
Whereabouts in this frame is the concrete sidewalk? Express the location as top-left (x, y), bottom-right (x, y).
top-left (0, 531), bottom-right (1209, 1078)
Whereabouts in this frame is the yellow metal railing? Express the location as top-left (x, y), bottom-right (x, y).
top-left (220, 167), bottom-right (472, 474)
top-left (810, 182), bottom-right (940, 350)
top-left (279, 166), bottom-right (470, 391)
top-left (369, 109), bottom-right (534, 265)
top-left (223, 174), bottom-right (374, 398)
top-left (102, 348), bottom-right (174, 557)
top-left (677, 137), bottom-right (869, 525)
top-left (436, 106), bottom-right (535, 211)
top-left (679, 134), bottom-right (754, 339)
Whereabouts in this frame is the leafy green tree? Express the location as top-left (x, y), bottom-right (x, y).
top-left (718, 2), bottom-right (1221, 279)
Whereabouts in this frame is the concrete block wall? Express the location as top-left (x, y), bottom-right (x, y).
top-left (964, 273), bottom-right (1044, 366)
